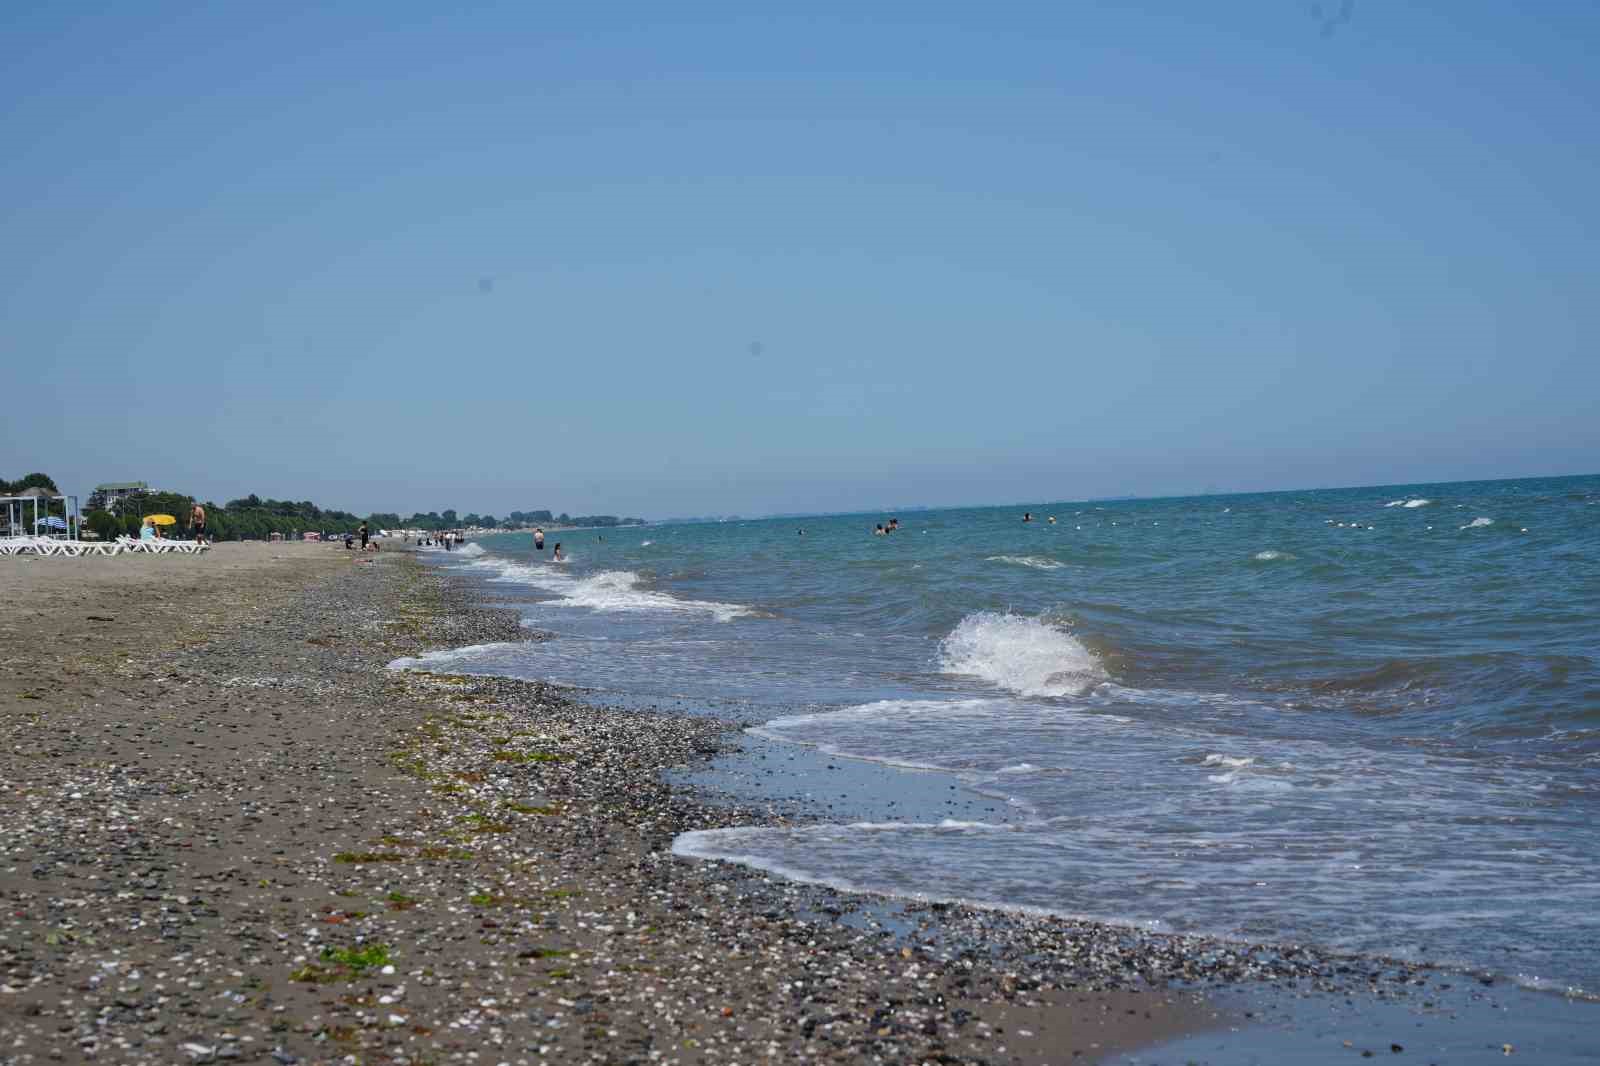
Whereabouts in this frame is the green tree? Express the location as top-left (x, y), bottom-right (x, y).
top-left (15, 473), bottom-right (59, 493)
top-left (85, 511), bottom-right (121, 540)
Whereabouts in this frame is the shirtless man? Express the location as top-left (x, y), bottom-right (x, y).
top-left (190, 502), bottom-right (207, 544)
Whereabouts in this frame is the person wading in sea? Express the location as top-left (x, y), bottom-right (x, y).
top-left (534, 527), bottom-right (545, 551)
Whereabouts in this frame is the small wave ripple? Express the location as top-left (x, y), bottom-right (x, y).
top-left (986, 555), bottom-right (1065, 571)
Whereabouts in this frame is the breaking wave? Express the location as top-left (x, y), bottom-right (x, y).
top-left (938, 612), bottom-right (1106, 697)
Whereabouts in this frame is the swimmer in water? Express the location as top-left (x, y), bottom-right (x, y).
top-left (552, 543), bottom-right (564, 562)
top-left (1048, 516), bottom-right (1057, 524)
top-left (1023, 512), bottom-right (1033, 523)
top-left (874, 524), bottom-right (886, 536)
top-left (533, 527), bottom-right (545, 551)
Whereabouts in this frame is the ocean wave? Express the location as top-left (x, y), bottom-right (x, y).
top-left (986, 555), bottom-right (1065, 571)
top-left (555, 570), bottom-right (752, 621)
top-left (1460, 517), bottom-right (1494, 530)
top-left (670, 823), bottom-right (1146, 927)
top-left (1404, 498), bottom-right (1432, 508)
top-left (464, 554), bottom-right (752, 620)
top-left (938, 612), bottom-right (1106, 697)
top-left (750, 699), bottom-right (1014, 772)
top-left (1253, 550), bottom-right (1295, 561)
top-left (454, 542), bottom-right (486, 556)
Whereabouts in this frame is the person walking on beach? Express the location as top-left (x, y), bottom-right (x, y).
top-left (359, 521), bottom-right (369, 551)
top-left (190, 502), bottom-right (206, 544)
top-left (534, 527), bottom-right (545, 551)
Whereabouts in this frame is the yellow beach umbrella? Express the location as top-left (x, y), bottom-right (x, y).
top-left (146, 514), bottom-right (177, 526)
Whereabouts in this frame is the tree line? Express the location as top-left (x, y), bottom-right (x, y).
top-left (6, 472), bottom-right (644, 540)
top-left (380, 509), bottom-right (646, 531)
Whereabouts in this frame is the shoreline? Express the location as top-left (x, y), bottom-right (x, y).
top-left (409, 549), bottom-right (1600, 1063)
top-left (1, 544), bottom-right (1213, 1064)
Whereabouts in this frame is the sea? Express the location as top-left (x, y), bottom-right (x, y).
top-left (391, 474), bottom-right (1600, 999)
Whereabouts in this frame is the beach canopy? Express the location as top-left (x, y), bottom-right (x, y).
top-left (146, 514), bottom-right (177, 525)
top-left (34, 516), bottom-right (67, 530)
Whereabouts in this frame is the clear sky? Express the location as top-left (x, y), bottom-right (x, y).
top-left (3, 2), bottom-right (1596, 518)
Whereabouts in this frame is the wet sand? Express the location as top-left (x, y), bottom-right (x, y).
top-left (1, 544), bottom-right (1211, 1064)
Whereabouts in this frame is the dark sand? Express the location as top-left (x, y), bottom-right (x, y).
top-left (1, 545), bottom-right (1211, 1064)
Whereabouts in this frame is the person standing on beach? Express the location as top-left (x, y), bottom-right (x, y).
top-left (534, 527), bottom-right (545, 551)
top-left (359, 521), bottom-right (369, 551)
top-left (190, 502), bottom-right (206, 544)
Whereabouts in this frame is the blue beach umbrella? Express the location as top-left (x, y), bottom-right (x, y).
top-left (34, 516), bottom-right (68, 530)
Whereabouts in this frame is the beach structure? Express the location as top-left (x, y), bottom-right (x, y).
top-left (2, 492), bottom-right (81, 541)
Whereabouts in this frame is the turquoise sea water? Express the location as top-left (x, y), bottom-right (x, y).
top-left (394, 474), bottom-right (1600, 995)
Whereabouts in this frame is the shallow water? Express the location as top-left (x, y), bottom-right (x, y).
top-left (395, 474), bottom-right (1600, 995)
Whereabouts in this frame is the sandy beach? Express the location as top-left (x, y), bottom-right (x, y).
top-left (2, 544), bottom-right (1218, 1064)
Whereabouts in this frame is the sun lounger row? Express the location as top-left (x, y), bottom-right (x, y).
top-left (115, 535), bottom-right (210, 554)
top-left (0, 536), bottom-right (124, 556)
top-left (0, 535), bottom-right (211, 556)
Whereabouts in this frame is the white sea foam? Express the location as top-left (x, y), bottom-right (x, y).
top-left (1460, 517), bottom-right (1494, 530)
top-left (938, 612), bottom-right (1106, 697)
top-left (1385, 499), bottom-right (1406, 508)
top-left (640, 540), bottom-right (654, 547)
top-left (1253, 550), bottom-right (1295, 561)
top-left (386, 642), bottom-right (522, 672)
top-left (454, 542), bottom-right (486, 556)
top-left (986, 554), bottom-right (1065, 570)
top-left (1206, 770), bottom-right (1293, 790)
top-left (1404, 498), bottom-right (1432, 508)
top-left (1201, 753), bottom-right (1255, 768)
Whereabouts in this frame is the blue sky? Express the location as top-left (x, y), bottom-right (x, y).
top-left (4, 2), bottom-right (1596, 518)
